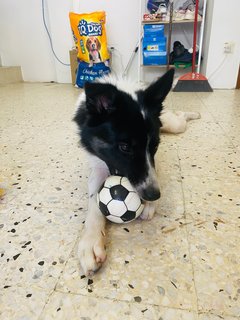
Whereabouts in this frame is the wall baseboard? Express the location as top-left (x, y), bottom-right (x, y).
top-left (0, 66), bottom-right (23, 84)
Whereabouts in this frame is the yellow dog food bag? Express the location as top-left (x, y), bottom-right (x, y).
top-left (69, 11), bottom-right (110, 64)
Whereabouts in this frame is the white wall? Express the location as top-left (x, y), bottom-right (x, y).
top-left (202, 0), bottom-right (240, 89)
top-left (0, 0), bottom-right (140, 83)
top-left (0, 0), bottom-right (239, 88)
top-left (0, 0), bottom-right (74, 83)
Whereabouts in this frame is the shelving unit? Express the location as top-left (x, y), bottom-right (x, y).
top-left (141, 19), bottom-right (201, 69)
top-left (138, 0), bottom-right (205, 82)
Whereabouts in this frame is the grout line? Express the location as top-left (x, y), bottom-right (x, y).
top-left (37, 236), bottom-right (80, 320)
top-left (54, 287), bottom-right (199, 316)
top-left (197, 94), bottom-right (237, 149)
top-left (176, 147), bottom-right (200, 320)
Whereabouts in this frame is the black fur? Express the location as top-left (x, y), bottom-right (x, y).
top-left (74, 69), bottom-right (174, 201)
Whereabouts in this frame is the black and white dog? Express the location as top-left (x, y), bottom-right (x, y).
top-left (74, 69), bottom-right (200, 276)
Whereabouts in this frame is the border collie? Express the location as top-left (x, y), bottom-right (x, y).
top-left (74, 69), bottom-right (200, 276)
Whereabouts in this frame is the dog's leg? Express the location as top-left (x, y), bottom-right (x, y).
top-left (160, 110), bottom-right (200, 134)
top-left (175, 111), bottom-right (201, 121)
top-left (78, 159), bottom-right (109, 276)
top-left (140, 201), bottom-right (157, 221)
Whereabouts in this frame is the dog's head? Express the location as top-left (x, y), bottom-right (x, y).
top-left (75, 69), bottom-right (174, 201)
top-left (86, 37), bottom-right (101, 52)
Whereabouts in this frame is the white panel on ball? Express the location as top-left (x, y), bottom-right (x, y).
top-left (98, 187), bottom-right (112, 205)
top-left (106, 215), bottom-right (123, 224)
top-left (107, 200), bottom-right (127, 217)
top-left (124, 192), bottom-right (141, 211)
top-left (135, 203), bottom-right (144, 218)
top-left (121, 177), bottom-right (136, 192)
top-left (104, 176), bottom-right (122, 188)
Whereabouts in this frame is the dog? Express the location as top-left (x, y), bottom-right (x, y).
top-left (86, 36), bottom-right (102, 66)
top-left (74, 69), bottom-right (200, 276)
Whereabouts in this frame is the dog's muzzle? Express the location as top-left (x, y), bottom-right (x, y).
top-left (139, 186), bottom-right (161, 202)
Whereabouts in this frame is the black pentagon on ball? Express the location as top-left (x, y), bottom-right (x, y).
top-left (121, 210), bottom-right (136, 222)
top-left (110, 184), bottom-right (129, 201)
top-left (99, 201), bottom-right (110, 216)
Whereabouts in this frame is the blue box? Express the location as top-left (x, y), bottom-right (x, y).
top-left (143, 51), bottom-right (167, 65)
top-left (144, 24), bottom-right (165, 37)
top-left (142, 36), bottom-right (167, 65)
top-left (143, 36), bottom-right (166, 48)
top-left (143, 35), bottom-right (162, 42)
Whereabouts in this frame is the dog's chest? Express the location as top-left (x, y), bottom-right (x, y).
top-left (91, 50), bottom-right (100, 61)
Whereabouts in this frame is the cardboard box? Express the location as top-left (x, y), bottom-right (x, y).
top-left (69, 48), bottom-right (78, 85)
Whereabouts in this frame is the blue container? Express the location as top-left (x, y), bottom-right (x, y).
top-left (144, 24), bottom-right (165, 37)
top-left (143, 36), bottom-right (166, 48)
top-left (143, 35), bottom-right (162, 42)
top-left (143, 51), bottom-right (167, 65)
top-left (142, 36), bottom-right (167, 65)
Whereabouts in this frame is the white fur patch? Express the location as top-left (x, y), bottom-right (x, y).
top-left (75, 91), bottom-right (86, 113)
top-left (135, 147), bottom-right (159, 197)
top-left (97, 75), bottom-right (140, 101)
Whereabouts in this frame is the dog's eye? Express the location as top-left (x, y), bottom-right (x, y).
top-left (119, 142), bottom-right (132, 154)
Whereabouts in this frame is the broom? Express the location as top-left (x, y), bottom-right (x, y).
top-left (173, 0), bottom-right (213, 92)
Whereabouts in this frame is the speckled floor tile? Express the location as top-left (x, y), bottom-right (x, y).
top-left (56, 217), bottom-right (197, 310)
top-left (199, 314), bottom-right (239, 320)
top-left (1, 83), bottom-right (240, 320)
top-left (170, 92), bottom-right (200, 107)
top-left (0, 285), bottom-right (49, 320)
top-left (156, 146), bottom-right (180, 172)
top-left (206, 103), bottom-right (240, 124)
top-left (1, 147), bottom-right (89, 210)
top-left (178, 148), bottom-right (240, 179)
top-left (182, 176), bottom-right (240, 223)
top-left (217, 121), bottom-right (240, 148)
top-left (0, 206), bottom-right (83, 290)
top-left (156, 174), bottom-right (185, 218)
top-left (161, 120), bottom-right (234, 150)
top-left (166, 93), bottom-right (214, 122)
top-left (40, 292), bottom-right (198, 320)
top-left (187, 221), bottom-right (240, 318)
top-left (154, 147), bottom-right (185, 217)
top-left (197, 90), bottom-right (240, 107)
top-left (0, 173), bottom-right (89, 211)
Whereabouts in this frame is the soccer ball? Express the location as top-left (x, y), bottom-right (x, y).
top-left (97, 176), bottom-right (144, 224)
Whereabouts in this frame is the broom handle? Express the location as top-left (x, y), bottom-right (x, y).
top-left (192, 0), bottom-right (199, 74)
top-left (197, 0), bottom-right (207, 73)
top-left (167, 1), bottom-right (174, 70)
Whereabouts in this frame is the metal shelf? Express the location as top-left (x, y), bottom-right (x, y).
top-left (141, 64), bottom-right (198, 68)
top-left (142, 18), bottom-right (202, 25)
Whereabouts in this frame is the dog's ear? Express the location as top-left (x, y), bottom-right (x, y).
top-left (142, 69), bottom-right (175, 109)
top-left (86, 38), bottom-right (91, 51)
top-left (84, 82), bottom-right (118, 115)
top-left (97, 38), bottom-right (101, 50)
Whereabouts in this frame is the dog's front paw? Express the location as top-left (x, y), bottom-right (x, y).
top-left (140, 201), bottom-right (156, 220)
top-left (78, 231), bottom-right (106, 276)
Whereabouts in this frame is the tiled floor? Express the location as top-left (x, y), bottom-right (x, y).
top-left (0, 82), bottom-right (240, 320)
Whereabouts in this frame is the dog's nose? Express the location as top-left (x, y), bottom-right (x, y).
top-left (141, 187), bottom-right (161, 201)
